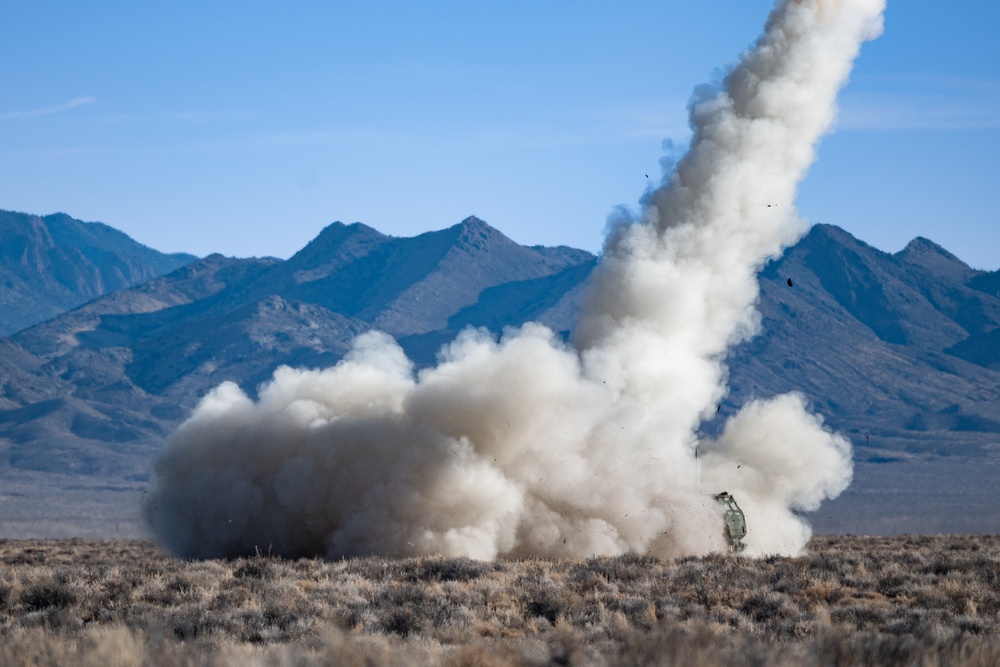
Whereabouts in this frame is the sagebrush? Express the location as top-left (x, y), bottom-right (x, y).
top-left (1, 535), bottom-right (998, 666)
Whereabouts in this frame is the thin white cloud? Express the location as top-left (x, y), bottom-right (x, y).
top-left (0, 96), bottom-right (96, 121)
top-left (840, 95), bottom-right (1000, 131)
top-left (101, 110), bottom-right (258, 124)
top-left (838, 75), bottom-right (1000, 130)
top-left (587, 98), bottom-right (691, 142)
top-left (167, 110), bottom-right (258, 123)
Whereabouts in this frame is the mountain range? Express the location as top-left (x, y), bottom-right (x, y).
top-left (0, 210), bottom-right (196, 337)
top-left (0, 209), bottom-right (997, 537)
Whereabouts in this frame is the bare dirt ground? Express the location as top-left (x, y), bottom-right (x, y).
top-left (1, 534), bottom-right (998, 666)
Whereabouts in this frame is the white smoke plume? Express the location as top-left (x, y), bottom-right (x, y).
top-left (144, 0), bottom-right (885, 560)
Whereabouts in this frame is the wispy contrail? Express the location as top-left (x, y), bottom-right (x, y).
top-left (145, 0), bottom-right (886, 560)
top-left (0, 96), bottom-right (95, 121)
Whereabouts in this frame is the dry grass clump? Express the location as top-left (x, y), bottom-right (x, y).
top-left (0, 535), bottom-right (998, 665)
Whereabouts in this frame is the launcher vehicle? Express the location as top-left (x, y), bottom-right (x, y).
top-left (715, 491), bottom-right (747, 552)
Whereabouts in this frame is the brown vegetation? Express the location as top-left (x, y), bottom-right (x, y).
top-left (1, 535), bottom-right (998, 666)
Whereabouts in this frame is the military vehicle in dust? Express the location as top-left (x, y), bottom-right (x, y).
top-left (715, 491), bottom-right (747, 553)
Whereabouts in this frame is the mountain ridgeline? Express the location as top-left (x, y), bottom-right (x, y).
top-left (0, 211), bottom-right (998, 536)
top-left (0, 210), bottom-right (196, 337)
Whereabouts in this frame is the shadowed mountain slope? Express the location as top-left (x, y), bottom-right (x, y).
top-left (0, 210), bottom-right (196, 336)
top-left (725, 225), bottom-right (1000, 451)
top-left (0, 218), bottom-right (596, 484)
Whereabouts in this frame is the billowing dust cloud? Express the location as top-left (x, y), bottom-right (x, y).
top-left (144, 0), bottom-right (886, 560)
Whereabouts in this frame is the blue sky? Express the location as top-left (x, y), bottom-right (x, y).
top-left (2, 1), bottom-right (998, 269)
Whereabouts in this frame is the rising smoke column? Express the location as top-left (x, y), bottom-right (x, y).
top-left (144, 0), bottom-right (886, 560)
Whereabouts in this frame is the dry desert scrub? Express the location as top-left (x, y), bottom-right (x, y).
top-left (0, 535), bottom-right (998, 666)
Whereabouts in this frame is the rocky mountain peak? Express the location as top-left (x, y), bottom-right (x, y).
top-left (447, 216), bottom-right (518, 255)
top-left (287, 221), bottom-right (388, 284)
top-left (896, 235), bottom-right (973, 282)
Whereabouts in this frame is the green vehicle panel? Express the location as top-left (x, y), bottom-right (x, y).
top-left (715, 491), bottom-right (747, 553)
